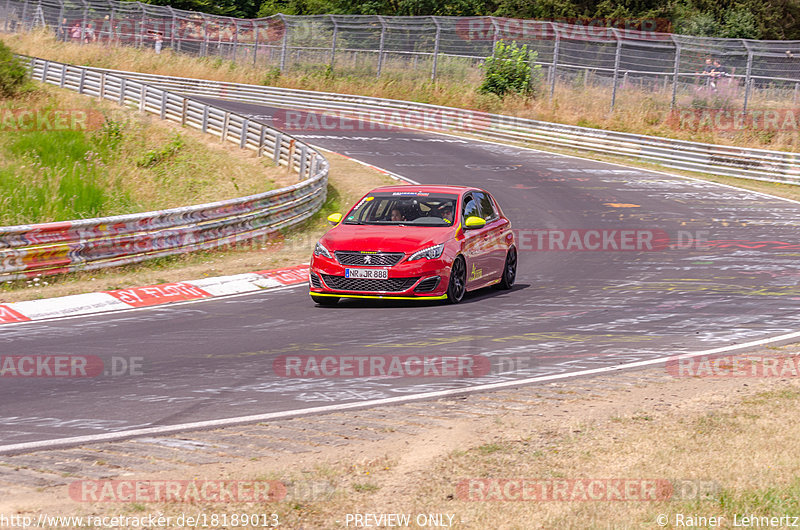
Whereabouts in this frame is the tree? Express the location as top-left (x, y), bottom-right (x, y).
top-left (0, 40), bottom-right (28, 99)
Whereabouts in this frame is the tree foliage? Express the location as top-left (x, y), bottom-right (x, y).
top-left (479, 41), bottom-right (542, 98)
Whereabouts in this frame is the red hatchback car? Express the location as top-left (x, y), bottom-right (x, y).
top-left (309, 185), bottom-right (516, 305)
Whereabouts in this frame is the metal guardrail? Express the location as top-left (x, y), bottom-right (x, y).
top-left (0, 55), bottom-right (329, 282)
top-left (66, 66), bottom-right (800, 186)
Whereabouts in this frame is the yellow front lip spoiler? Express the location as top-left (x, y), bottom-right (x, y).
top-left (310, 292), bottom-right (448, 301)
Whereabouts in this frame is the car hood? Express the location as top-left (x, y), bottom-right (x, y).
top-left (321, 224), bottom-right (454, 254)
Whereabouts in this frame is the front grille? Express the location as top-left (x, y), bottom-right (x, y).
top-left (309, 272), bottom-right (322, 288)
top-left (321, 275), bottom-right (419, 292)
top-left (335, 251), bottom-right (404, 267)
top-left (414, 276), bottom-right (440, 293)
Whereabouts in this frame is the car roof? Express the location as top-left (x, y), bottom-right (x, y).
top-left (367, 185), bottom-right (484, 195)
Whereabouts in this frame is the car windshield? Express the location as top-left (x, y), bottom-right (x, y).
top-left (344, 192), bottom-right (458, 226)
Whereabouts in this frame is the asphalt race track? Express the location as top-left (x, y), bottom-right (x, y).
top-left (2, 98), bottom-right (799, 451)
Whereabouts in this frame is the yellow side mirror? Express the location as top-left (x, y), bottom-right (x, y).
top-left (464, 216), bottom-right (486, 229)
top-left (327, 213), bottom-right (343, 225)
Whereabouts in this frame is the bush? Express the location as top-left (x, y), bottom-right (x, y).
top-left (478, 41), bottom-right (542, 98)
top-left (0, 40), bottom-right (28, 98)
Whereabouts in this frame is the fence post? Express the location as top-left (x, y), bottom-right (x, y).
top-left (609, 29), bottom-right (622, 111)
top-left (3, 0), bottom-right (11, 32)
top-left (550, 23), bottom-right (560, 101)
top-left (670, 36), bottom-right (681, 109)
top-left (253, 20), bottom-right (260, 66)
top-left (201, 14), bottom-right (209, 57)
top-left (168, 7), bottom-right (176, 51)
top-left (329, 14), bottom-right (338, 70)
top-left (279, 14), bottom-right (288, 71)
top-left (488, 17), bottom-right (501, 55)
top-left (376, 15), bottom-right (386, 77)
top-left (20, 0), bottom-right (28, 31)
top-left (56, 0), bottom-right (64, 40)
top-left (233, 19), bottom-right (239, 62)
top-left (79, 0), bottom-right (87, 44)
top-left (742, 40), bottom-right (754, 114)
top-left (431, 16), bottom-right (441, 82)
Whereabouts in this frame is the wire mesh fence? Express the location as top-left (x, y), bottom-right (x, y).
top-left (2, 0), bottom-right (800, 112)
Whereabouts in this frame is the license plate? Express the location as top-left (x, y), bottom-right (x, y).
top-left (345, 268), bottom-right (388, 279)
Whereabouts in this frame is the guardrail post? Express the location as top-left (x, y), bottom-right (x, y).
top-left (550, 23), bottom-right (560, 101)
top-left (794, 83), bottom-right (799, 105)
top-left (99, 72), bottom-right (106, 101)
top-left (670, 37), bottom-right (681, 109)
top-left (160, 91), bottom-right (167, 119)
top-left (78, 69), bottom-right (86, 93)
top-left (258, 125), bottom-right (267, 157)
top-left (274, 133), bottom-right (283, 164)
top-left (119, 77), bottom-right (126, 105)
top-left (240, 119), bottom-right (248, 148)
top-left (287, 139), bottom-right (296, 173)
top-left (60, 63), bottom-right (66, 88)
top-left (376, 15), bottom-right (386, 77)
top-left (431, 17), bottom-right (441, 82)
top-left (299, 145), bottom-right (308, 179)
top-left (279, 14), bottom-right (288, 71)
top-left (742, 41), bottom-right (754, 114)
top-left (609, 29), bottom-right (622, 112)
top-left (139, 85), bottom-right (146, 111)
top-left (221, 112), bottom-right (230, 142)
top-left (41, 61), bottom-right (48, 82)
top-left (181, 98), bottom-right (188, 126)
top-left (329, 15), bottom-right (338, 70)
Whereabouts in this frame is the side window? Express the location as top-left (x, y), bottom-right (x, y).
top-left (462, 194), bottom-right (480, 220)
top-left (474, 192), bottom-right (497, 221)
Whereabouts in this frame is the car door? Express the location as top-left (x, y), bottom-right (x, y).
top-left (473, 191), bottom-right (509, 281)
top-left (460, 192), bottom-right (493, 289)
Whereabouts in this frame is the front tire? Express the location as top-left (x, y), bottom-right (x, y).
top-left (495, 247), bottom-right (517, 290)
top-left (446, 256), bottom-right (467, 304)
top-left (311, 295), bottom-right (339, 306)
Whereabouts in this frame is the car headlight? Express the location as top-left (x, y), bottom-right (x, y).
top-left (407, 244), bottom-right (444, 262)
top-left (314, 242), bottom-right (332, 259)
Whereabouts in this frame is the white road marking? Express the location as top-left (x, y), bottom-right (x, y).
top-left (2, 329), bottom-right (800, 454)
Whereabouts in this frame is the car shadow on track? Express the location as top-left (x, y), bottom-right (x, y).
top-left (312, 284), bottom-right (530, 309)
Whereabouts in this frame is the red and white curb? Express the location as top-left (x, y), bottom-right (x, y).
top-left (0, 264), bottom-right (308, 324)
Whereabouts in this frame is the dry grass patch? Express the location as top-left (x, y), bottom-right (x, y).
top-left (5, 31), bottom-right (799, 153)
